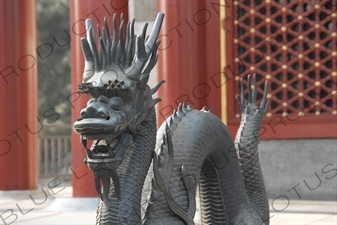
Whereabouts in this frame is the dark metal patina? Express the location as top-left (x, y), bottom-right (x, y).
top-left (73, 12), bottom-right (270, 225)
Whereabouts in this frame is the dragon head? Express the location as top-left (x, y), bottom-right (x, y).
top-left (73, 13), bottom-right (164, 200)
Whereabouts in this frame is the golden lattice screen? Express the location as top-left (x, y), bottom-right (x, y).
top-left (225, 0), bottom-right (337, 138)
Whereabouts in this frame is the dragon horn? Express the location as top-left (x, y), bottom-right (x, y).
top-left (80, 19), bottom-right (97, 83)
top-left (111, 13), bottom-right (118, 63)
top-left (81, 37), bottom-right (95, 83)
top-left (145, 12), bottom-right (164, 53)
top-left (125, 12), bottom-right (164, 80)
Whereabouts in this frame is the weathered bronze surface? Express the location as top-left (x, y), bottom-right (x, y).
top-left (73, 13), bottom-right (270, 225)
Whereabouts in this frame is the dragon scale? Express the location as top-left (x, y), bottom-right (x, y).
top-left (73, 12), bottom-right (270, 225)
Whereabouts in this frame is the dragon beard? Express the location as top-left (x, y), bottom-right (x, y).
top-left (81, 131), bottom-right (134, 207)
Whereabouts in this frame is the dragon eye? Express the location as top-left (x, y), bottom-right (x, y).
top-left (97, 112), bottom-right (107, 118)
top-left (81, 111), bottom-right (89, 118)
top-left (108, 97), bottom-right (123, 110)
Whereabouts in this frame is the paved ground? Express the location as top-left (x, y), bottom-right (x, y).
top-left (1, 186), bottom-right (336, 225)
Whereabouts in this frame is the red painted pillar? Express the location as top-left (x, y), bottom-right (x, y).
top-left (204, 2), bottom-right (221, 120)
top-left (156, 0), bottom-right (221, 125)
top-left (0, 1), bottom-right (38, 190)
top-left (70, 0), bottom-right (128, 197)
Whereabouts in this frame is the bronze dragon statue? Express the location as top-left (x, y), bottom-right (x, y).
top-left (73, 12), bottom-right (270, 225)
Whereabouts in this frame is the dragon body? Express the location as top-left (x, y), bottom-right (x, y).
top-left (73, 13), bottom-right (270, 225)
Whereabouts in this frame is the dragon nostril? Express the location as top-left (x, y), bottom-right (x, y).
top-left (85, 104), bottom-right (100, 118)
top-left (81, 111), bottom-right (89, 118)
top-left (97, 111), bottom-right (107, 118)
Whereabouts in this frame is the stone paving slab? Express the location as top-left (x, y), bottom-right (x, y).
top-left (269, 199), bottom-right (337, 224)
top-left (1, 187), bottom-right (336, 225)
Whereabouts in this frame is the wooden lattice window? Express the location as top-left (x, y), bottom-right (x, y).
top-left (225, 0), bottom-right (337, 139)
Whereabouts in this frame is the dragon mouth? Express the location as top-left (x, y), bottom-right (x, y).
top-left (80, 131), bottom-right (134, 204)
top-left (81, 132), bottom-right (125, 161)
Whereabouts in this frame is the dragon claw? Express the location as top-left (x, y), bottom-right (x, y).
top-left (237, 74), bottom-right (269, 116)
top-left (260, 80), bottom-right (269, 114)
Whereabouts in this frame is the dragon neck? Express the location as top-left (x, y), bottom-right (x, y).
top-left (117, 106), bottom-right (157, 225)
